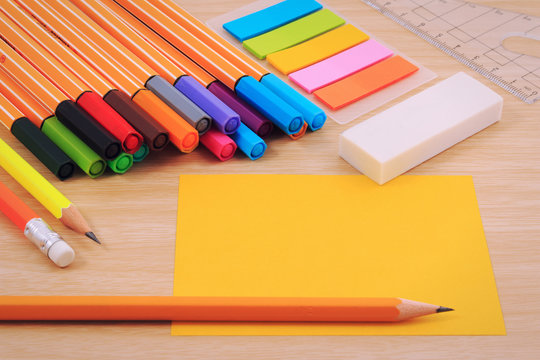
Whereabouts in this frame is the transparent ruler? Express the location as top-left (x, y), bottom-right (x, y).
top-left (361, 0), bottom-right (540, 104)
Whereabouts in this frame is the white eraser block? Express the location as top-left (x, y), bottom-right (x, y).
top-left (339, 72), bottom-right (502, 184)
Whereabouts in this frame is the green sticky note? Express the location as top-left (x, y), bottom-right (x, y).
top-left (242, 9), bottom-right (345, 59)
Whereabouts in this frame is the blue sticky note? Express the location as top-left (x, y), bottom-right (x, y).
top-left (223, 0), bottom-right (323, 41)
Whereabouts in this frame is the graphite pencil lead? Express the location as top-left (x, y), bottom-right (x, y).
top-left (86, 232), bottom-right (101, 244)
top-left (436, 306), bottom-right (454, 313)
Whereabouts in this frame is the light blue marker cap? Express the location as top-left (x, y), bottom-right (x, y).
top-left (229, 122), bottom-right (267, 160)
top-left (260, 73), bottom-right (326, 131)
top-left (235, 76), bottom-right (303, 135)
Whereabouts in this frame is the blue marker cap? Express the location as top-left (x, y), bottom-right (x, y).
top-left (174, 76), bottom-right (241, 135)
top-left (229, 122), bottom-right (267, 160)
top-left (235, 76), bottom-right (303, 135)
top-left (223, 0), bottom-right (323, 41)
top-left (260, 73), bottom-right (326, 131)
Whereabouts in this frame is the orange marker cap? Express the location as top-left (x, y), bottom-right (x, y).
top-left (131, 89), bottom-right (199, 153)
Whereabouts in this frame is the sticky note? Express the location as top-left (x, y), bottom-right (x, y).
top-left (267, 24), bottom-right (369, 74)
top-left (242, 9), bottom-right (345, 59)
top-left (313, 55), bottom-right (419, 110)
top-left (339, 72), bottom-right (503, 185)
top-left (289, 39), bottom-right (393, 93)
top-left (223, 0), bottom-right (323, 41)
top-left (172, 174), bottom-right (504, 335)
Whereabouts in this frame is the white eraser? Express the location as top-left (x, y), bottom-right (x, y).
top-left (339, 72), bottom-right (502, 184)
top-left (47, 241), bottom-right (75, 268)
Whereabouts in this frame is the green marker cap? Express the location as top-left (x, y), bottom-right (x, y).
top-left (133, 143), bottom-right (149, 162)
top-left (41, 117), bottom-right (106, 178)
top-left (107, 152), bottom-right (133, 174)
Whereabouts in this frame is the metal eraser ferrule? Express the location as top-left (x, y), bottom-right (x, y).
top-left (174, 76), bottom-right (240, 135)
top-left (24, 218), bottom-right (64, 256)
top-left (260, 74), bottom-right (326, 131)
top-left (235, 76), bottom-right (303, 135)
top-left (146, 76), bottom-right (212, 135)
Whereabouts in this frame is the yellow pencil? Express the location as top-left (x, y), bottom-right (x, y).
top-left (0, 137), bottom-right (99, 243)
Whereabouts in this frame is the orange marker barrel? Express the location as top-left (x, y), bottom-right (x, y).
top-left (146, 0), bottom-right (327, 132)
top-left (114, 0), bottom-right (306, 136)
top-left (39, 0), bottom-right (212, 135)
top-left (71, 0), bottom-right (241, 136)
top-left (12, 0), bottom-right (199, 152)
top-left (0, 11), bottom-right (143, 155)
top-left (0, 0), bottom-right (169, 152)
top-left (0, 40), bottom-right (121, 161)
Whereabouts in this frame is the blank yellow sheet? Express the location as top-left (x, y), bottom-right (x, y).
top-left (172, 175), bottom-right (504, 335)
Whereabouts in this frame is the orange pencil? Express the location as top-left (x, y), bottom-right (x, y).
top-left (0, 40), bottom-right (122, 160)
top-left (0, 296), bottom-right (453, 321)
top-left (113, 0), bottom-right (306, 135)
top-left (129, 0), bottom-right (326, 132)
top-left (0, 0), bottom-right (168, 152)
top-left (0, 180), bottom-right (75, 267)
top-left (0, 11), bottom-right (144, 155)
top-left (35, 0), bottom-right (212, 135)
top-left (10, 0), bottom-right (199, 153)
top-left (71, 0), bottom-right (242, 136)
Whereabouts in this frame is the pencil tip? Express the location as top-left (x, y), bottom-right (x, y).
top-left (436, 306), bottom-right (454, 313)
top-left (86, 232), bottom-right (101, 244)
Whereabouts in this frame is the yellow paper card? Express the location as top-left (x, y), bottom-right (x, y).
top-left (172, 175), bottom-right (504, 335)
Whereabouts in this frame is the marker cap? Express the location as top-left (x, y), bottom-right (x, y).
top-left (11, 117), bottom-right (75, 181)
top-left (55, 100), bottom-right (121, 160)
top-left (133, 143), bottom-right (149, 162)
top-left (260, 74), bottom-right (326, 131)
top-left (41, 117), bottom-right (106, 179)
top-left (200, 128), bottom-right (237, 161)
top-left (174, 76), bottom-right (240, 135)
top-left (146, 76), bottom-right (212, 134)
top-left (229, 122), bottom-right (267, 160)
top-left (208, 81), bottom-right (273, 138)
top-left (103, 90), bottom-right (169, 152)
top-left (235, 76), bottom-right (303, 135)
top-left (107, 152), bottom-right (133, 174)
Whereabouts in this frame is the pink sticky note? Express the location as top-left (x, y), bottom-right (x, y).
top-left (289, 39), bottom-right (394, 93)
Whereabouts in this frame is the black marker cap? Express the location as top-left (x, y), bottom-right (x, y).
top-left (55, 100), bottom-right (121, 160)
top-left (11, 117), bottom-right (75, 181)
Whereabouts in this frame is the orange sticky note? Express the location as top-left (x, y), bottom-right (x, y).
top-left (172, 175), bottom-right (504, 336)
top-left (313, 56), bottom-right (419, 110)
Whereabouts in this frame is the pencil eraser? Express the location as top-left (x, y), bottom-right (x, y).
top-left (223, 0), bottom-right (323, 41)
top-left (235, 76), bottom-right (303, 134)
top-left (267, 24), bottom-right (369, 75)
top-left (47, 240), bottom-right (75, 268)
top-left (200, 128), bottom-right (237, 161)
top-left (230, 122), bottom-right (267, 160)
top-left (55, 100), bottom-right (121, 160)
top-left (77, 91), bottom-right (143, 154)
top-left (174, 76), bottom-right (240, 135)
top-left (289, 39), bottom-right (393, 93)
top-left (242, 9), bottom-right (345, 59)
top-left (103, 90), bottom-right (170, 152)
top-left (146, 76), bottom-right (212, 134)
top-left (314, 56), bottom-right (419, 110)
top-left (339, 72), bottom-right (503, 185)
top-left (208, 81), bottom-right (274, 137)
top-left (11, 117), bottom-right (75, 181)
top-left (260, 74), bottom-right (326, 131)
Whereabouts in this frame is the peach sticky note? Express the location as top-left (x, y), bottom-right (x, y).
top-left (314, 55), bottom-right (419, 110)
top-left (172, 175), bottom-right (505, 336)
top-left (266, 24), bottom-right (370, 75)
top-left (289, 39), bottom-right (393, 93)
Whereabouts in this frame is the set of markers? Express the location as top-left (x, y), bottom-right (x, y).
top-left (0, 0), bottom-right (327, 181)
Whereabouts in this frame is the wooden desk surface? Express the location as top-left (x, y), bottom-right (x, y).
top-left (1, 0), bottom-right (539, 358)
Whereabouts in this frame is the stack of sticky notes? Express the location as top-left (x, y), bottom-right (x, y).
top-left (223, 0), bottom-right (419, 110)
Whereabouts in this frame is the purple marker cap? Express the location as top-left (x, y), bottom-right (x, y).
top-left (208, 81), bottom-right (274, 138)
top-left (174, 76), bottom-right (240, 135)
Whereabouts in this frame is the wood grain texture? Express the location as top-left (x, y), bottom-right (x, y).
top-left (1, 0), bottom-right (539, 358)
